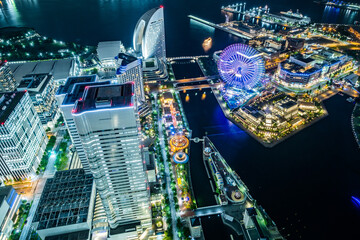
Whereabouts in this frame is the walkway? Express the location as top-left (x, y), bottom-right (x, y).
top-left (156, 95), bottom-right (179, 240)
top-left (19, 130), bottom-right (64, 240)
top-left (188, 15), bottom-right (252, 39)
top-left (193, 205), bottom-right (223, 217)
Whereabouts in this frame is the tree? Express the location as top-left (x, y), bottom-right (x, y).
top-left (176, 218), bottom-right (182, 229)
top-left (91, 68), bottom-right (98, 74)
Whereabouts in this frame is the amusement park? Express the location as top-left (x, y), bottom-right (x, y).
top-left (159, 90), bottom-right (196, 213)
top-left (216, 43), bottom-right (265, 109)
top-left (212, 40), bottom-right (357, 146)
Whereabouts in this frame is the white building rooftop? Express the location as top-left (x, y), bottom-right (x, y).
top-left (97, 41), bottom-right (125, 63)
top-left (9, 59), bottom-right (75, 84)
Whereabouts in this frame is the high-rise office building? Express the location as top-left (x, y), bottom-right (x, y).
top-left (97, 41), bottom-right (126, 69)
top-left (0, 61), bottom-right (17, 92)
top-left (142, 58), bottom-right (169, 83)
top-left (0, 186), bottom-right (21, 240)
top-left (17, 74), bottom-right (57, 125)
top-left (71, 83), bottom-right (151, 232)
top-left (116, 53), bottom-right (145, 103)
top-left (133, 7), bottom-right (166, 61)
top-left (32, 169), bottom-right (96, 240)
top-left (56, 75), bottom-right (110, 174)
top-left (0, 91), bottom-right (47, 182)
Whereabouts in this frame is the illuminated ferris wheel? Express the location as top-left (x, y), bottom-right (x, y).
top-left (218, 43), bottom-right (265, 90)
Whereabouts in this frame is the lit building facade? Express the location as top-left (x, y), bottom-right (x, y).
top-left (56, 75), bottom-right (109, 174)
top-left (278, 60), bottom-right (322, 87)
top-left (133, 7), bottom-right (166, 61)
top-left (0, 62), bottom-right (17, 92)
top-left (17, 74), bottom-right (57, 125)
top-left (277, 49), bottom-right (354, 90)
top-left (71, 84), bottom-right (151, 231)
top-left (32, 169), bottom-right (96, 240)
top-left (142, 58), bottom-right (168, 83)
top-left (0, 186), bottom-right (21, 240)
top-left (0, 91), bottom-right (47, 181)
top-left (116, 53), bottom-right (145, 103)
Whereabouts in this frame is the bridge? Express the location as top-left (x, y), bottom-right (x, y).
top-left (193, 205), bottom-right (224, 217)
top-left (174, 77), bottom-right (209, 85)
top-left (167, 55), bottom-right (209, 61)
top-left (181, 204), bottom-right (233, 218)
top-left (173, 74), bottom-right (220, 91)
top-left (174, 75), bottom-right (218, 84)
top-left (181, 203), bottom-right (246, 218)
top-left (175, 83), bottom-right (220, 91)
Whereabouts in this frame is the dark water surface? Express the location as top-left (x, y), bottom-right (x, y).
top-left (0, 0), bottom-right (359, 57)
top-left (181, 89), bottom-right (360, 239)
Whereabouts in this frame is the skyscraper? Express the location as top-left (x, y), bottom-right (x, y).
top-left (97, 41), bottom-right (126, 67)
top-left (33, 169), bottom-right (96, 240)
top-left (71, 83), bottom-right (151, 231)
top-left (55, 75), bottom-right (110, 174)
top-left (116, 53), bottom-right (145, 103)
top-left (133, 7), bottom-right (166, 61)
top-left (17, 74), bottom-right (57, 125)
top-left (0, 91), bottom-right (47, 182)
top-left (0, 186), bottom-right (21, 240)
top-left (0, 61), bottom-right (17, 92)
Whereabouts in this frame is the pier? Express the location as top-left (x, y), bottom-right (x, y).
top-left (188, 15), bottom-right (252, 40)
top-left (181, 136), bottom-right (284, 239)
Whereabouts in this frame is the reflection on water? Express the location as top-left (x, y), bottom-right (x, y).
top-left (0, 0), bottom-right (23, 25)
top-left (182, 89), bottom-right (360, 239)
top-left (322, 5), bottom-right (359, 24)
top-left (189, 18), bottom-right (215, 54)
top-left (0, 0), bottom-right (164, 46)
top-left (201, 91), bottom-right (206, 100)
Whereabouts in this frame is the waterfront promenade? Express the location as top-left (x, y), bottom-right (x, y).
top-left (188, 15), bottom-right (252, 40)
top-left (210, 87), bottom-right (356, 148)
top-left (196, 136), bottom-right (283, 239)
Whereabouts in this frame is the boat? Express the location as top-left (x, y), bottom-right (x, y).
top-left (203, 37), bottom-right (212, 46)
top-left (347, 97), bottom-right (354, 102)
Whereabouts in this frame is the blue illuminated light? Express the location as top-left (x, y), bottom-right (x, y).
top-left (7, 189), bottom-right (17, 209)
top-left (218, 44), bottom-right (265, 90)
top-left (351, 196), bottom-right (360, 208)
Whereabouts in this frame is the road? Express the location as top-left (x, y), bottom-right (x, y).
top-left (44, 134), bottom-right (64, 178)
top-left (19, 130), bottom-right (64, 240)
top-left (156, 95), bottom-right (179, 240)
top-left (175, 83), bottom-right (221, 91)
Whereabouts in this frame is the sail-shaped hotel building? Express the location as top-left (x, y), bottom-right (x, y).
top-left (133, 7), bottom-right (166, 61)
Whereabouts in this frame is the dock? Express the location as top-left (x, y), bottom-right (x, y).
top-left (188, 15), bottom-right (252, 40)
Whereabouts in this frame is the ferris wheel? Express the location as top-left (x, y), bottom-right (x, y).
top-left (218, 43), bottom-right (265, 90)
